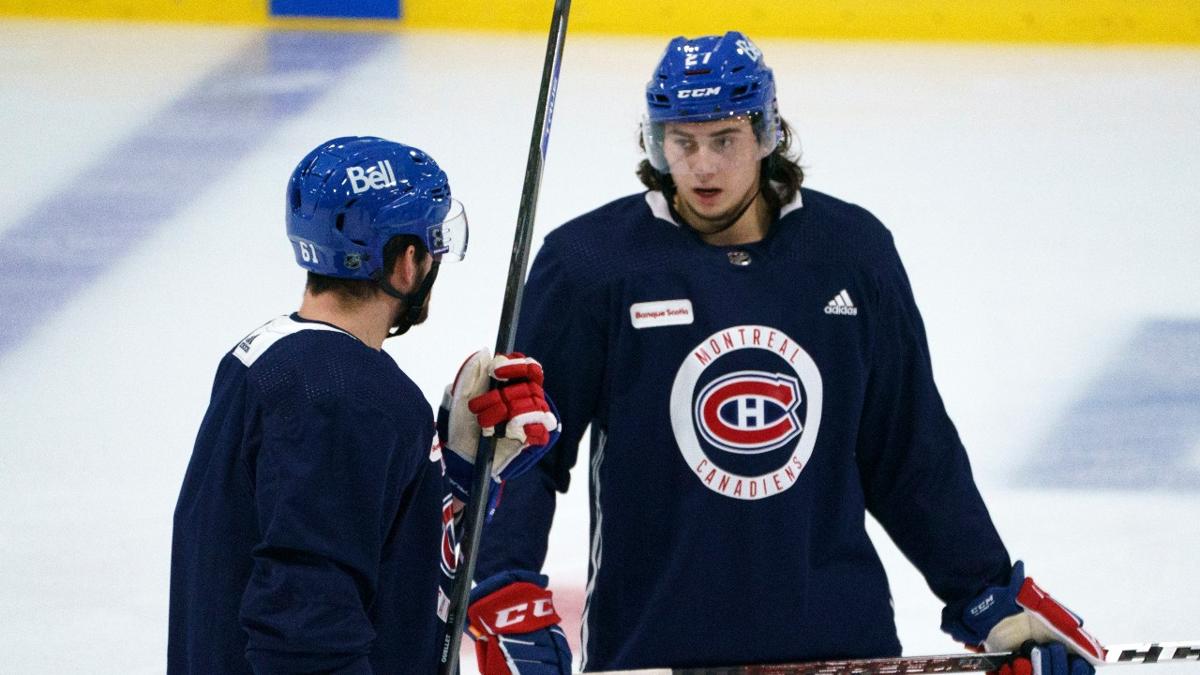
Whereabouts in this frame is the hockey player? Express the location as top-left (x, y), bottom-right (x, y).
top-left (168, 137), bottom-right (561, 674)
top-left (468, 32), bottom-right (1105, 675)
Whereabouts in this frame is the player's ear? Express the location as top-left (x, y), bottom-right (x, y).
top-left (386, 244), bottom-right (422, 294)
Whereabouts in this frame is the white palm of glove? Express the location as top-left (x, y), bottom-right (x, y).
top-left (985, 577), bottom-right (1106, 665)
top-left (443, 349), bottom-right (557, 478)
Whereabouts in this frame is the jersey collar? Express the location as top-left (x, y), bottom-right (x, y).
top-left (644, 183), bottom-right (803, 227)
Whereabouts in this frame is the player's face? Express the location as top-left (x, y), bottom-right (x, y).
top-left (663, 117), bottom-right (763, 234)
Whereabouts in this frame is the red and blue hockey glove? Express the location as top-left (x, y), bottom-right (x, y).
top-left (942, 561), bottom-right (1104, 675)
top-left (999, 641), bottom-right (1095, 675)
top-left (467, 570), bottom-right (572, 675)
top-left (439, 350), bottom-right (560, 512)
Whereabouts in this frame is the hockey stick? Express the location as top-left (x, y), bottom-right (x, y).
top-left (437, 1), bottom-right (572, 673)
top-left (585, 641), bottom-right (1200, 675)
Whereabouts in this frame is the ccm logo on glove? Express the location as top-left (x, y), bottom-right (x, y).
top-left (494, 597), bottom-right (556, 629)
top-left (469, 581), bottom-right (561, 635)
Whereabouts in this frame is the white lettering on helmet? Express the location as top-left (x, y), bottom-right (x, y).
top-left (735, 39), bottom-right (762, 62)
top-left (677, 87), bottom-right (722, 99)
top-left (347, 159), bottom-right (398, 194)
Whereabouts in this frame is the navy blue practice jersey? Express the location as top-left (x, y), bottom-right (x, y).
top-left (477, 189), bottom-right (1012, 671)
top-left (169, 314), bottom-right (455, 674)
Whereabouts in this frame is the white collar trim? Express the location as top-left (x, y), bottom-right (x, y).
top-left (644, 184), bottom-right (803, 226)
top-left (232, 314), bottom-right (354, 367)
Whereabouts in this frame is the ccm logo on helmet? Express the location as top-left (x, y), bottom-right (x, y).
top-left (346, 159), bottom-right (398, 194)
top-left (493, 598), bottom-right (556, 629)
top-left (677, 86), bottom-right (721, 99)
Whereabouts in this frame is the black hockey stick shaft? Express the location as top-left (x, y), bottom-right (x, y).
top-left (437, 1), bottom-right (571, 673)
top-left (587, 641), bottom-right (1200, 675)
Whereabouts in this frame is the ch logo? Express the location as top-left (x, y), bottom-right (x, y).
top-left (439, 496), bottom-right (457, 576)
top-left (695, 371), bottom-right (802, 454)
top-left (670, 325), bottom-right (823, 500)
top-left (494, 598), bottom-right (556, 629)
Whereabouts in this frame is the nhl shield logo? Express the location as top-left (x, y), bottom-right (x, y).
top-left (671, 325), bottom-right (823, 500)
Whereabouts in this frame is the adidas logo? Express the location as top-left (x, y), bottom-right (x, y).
top-left (824, 289), bottom-right (858, 316)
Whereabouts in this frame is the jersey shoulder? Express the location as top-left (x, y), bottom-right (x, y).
top-left (537, 192), bottom-right (685, 287)
top-left (236, 315), bottom-right (430, 428)
top-left (783, 187), bottom-right (901, 270)
top-left (544, 191), bottom-right (659, 250)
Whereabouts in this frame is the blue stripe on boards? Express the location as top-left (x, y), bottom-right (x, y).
top-left (0, 31), bottom-right (388, 359)
top-left (271, 0), bottom-right (401, 20)
top-left (1024, 319), bottom-right (1200, 490)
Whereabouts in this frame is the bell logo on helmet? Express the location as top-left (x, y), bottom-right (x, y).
top-left (346, 159), bottom-right (398, 194)
top-left (677, 87), bottom-right (721, 99)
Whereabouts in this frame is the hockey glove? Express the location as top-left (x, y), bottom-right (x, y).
top-left (439, 350), bottom-right (560, 508)
top-left (467, 570), bottom-right (572, 675)
top-left (942, 561), bottom-right (1104, 673)
top-left (998, 641), bottom-right (1095, 675)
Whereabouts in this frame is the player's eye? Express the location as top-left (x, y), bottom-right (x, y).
top-left (709, 136), bottom-right (737, 153)
top-left (671, 138), bottom-right (697, 152)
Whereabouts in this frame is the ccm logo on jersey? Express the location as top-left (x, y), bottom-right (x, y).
top-left (696, 371), bottom-right (803, 454)
top-left (677, 86), bottom-right (721, 99)
top-left (346, 159), bottom-right (397, 194)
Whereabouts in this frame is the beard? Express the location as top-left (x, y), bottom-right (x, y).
top-left (386, 267), bottom-right (434, 339)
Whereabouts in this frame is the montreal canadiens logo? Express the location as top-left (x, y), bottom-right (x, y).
top-left (439, 495), bottom-right (457, 577)
top-left (670, 325), bottom-right (823, 500)
top-left (695, 371), bottom-right (803, 454)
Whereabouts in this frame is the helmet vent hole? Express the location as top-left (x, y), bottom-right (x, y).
top-left (335, 213), bottom-right (346, 232)
top-left (731, 65), bottom-right (745, 73)
top-left (290, 186), bottom-right (302, 211)
top-left (684, 69), bottom-right (711, 76)
top-left (731, 85), bottom-right (749, 98)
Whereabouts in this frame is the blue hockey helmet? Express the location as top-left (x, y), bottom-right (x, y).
top-left (286, 136), bottom-right (468, 280)
top-left (642, 31), bottom-right (781, 173)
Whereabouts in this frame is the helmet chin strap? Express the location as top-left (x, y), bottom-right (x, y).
top-left (377, 259), bottom-right (441, 337)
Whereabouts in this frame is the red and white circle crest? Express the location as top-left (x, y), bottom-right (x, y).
top-left (670, 325), bottom-right (823, 500)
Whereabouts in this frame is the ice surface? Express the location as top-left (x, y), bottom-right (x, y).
top-left (0, 19), bottom-right (1197, 673)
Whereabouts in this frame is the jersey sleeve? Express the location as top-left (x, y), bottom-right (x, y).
top-left (855, 235), bottom-right (1012, 610)
top-left (239, 389), bottom-right (414, 673)
top-left (476, 233), bottom-right (608, 578)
